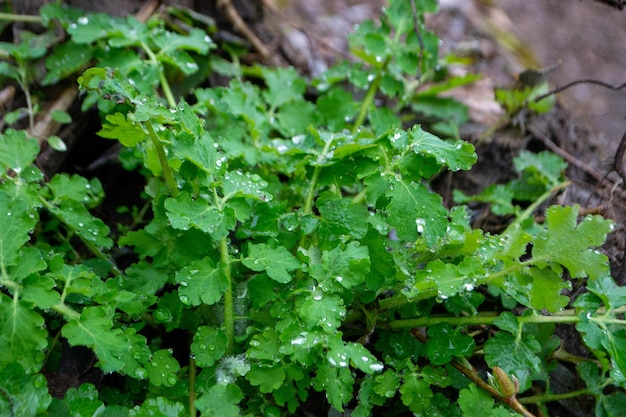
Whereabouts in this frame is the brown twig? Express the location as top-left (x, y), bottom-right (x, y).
top-left (612, 126), bottom-right (626, 183)
top-left (527, 125), bottom-right (606, 184)
top-left (217, 0), bottom-right (271, 61)
top-left (533, 79), bottom-right (626, 103)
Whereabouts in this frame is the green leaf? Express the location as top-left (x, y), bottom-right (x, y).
top-left (175, 257), bottom-right (228, 305)
top-left (408, 126), bottom-right (476, 172)
top-left (248, 328), bottom-right (281, 361)
top-left (317, 88), bottom-right (358, 130)
top-left (47, 174), bottom-right (101, 205)
top-left (247, 364), bottom-right (286, 393)
top-left (514, 151), bottom-right (566, 186)
top-left (165, 192), bottom-right (236, 240)
top-left (299, 293), bottom-right (346, 332)
top-left (0, 129), bottom-right (40, 174)
top-left (62, 384), bottom-right (106, 417)
top-left (22, 274), bottom-right (61, 309)
top-left (353, 376), bottom-right (387, 417)
top-left (313, 363), bottom-right (354, 411)
top-left (98, 113), bottom-right (146, 147)
top-left (222, 170), bottom-right (271, 202)
top-left (47, 135), bottom-right (68, 152)
top-left (320, 242), bottom-right (370, 289)
top-left (243, 240), bottom-right (300, 283)
top-left (172, 131), bottom-right (219, 176)
top-left (318, 197), bottom-right (369, 246)
top-left (458, 383), bottom-right (494, 417)
top-left (484, 332), bottom-right (542, 391)
top-left (577, 314), bottom-right (626, 382)
top-left (533, 205), bottom-right (612, 279)
top-left (0, 296), bottom-right (47, 373)
top-left (262, 66), bottom-right (306, 108)
top-left (66, 12), bottom-right (121, 44)
top-left (400, 374), bottom-right (433, 413)
top-left (195, 384), bottom-right (243, 417)
top-left (0, 192), bottom-right (37, 269)
top-left (0, 363), bottom-right (51, 417)
top-left (527, 268), bottom-right (570, 312)
top-left (44, 40), bottom-right (93, 85)
top-left (145, 349), bottom-right (180, 387)
top-left (587, 275), bottom-right (626, 312)
top-left (191, 327), bottom-right (228, 368)
top-left (374, 370), bottom-right (400, 398)
top-left (425, 323), bottom-right (475, 365)
top-left (62, 306), bottom-right (129, 373)
top-left (129, 397), bottom-right (185, 417)
top-left (49, 200), bottom-right (113, 249)
top-left (386, 178), bottom-right (448, 245)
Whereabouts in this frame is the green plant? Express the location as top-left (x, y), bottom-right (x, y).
top-left (1, 1), bottom-right (625, 416)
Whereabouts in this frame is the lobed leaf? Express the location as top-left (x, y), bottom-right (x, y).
top-left (62, 306), bottom-right (130, 373)
top-left (176, 257), bottom-right (228, 305)
top-left (533, 205), bottom-right (612, 279)
top-left (0, 295), bottom-right (48, 373)
top-left (243, 241), bottom-right (300, 283)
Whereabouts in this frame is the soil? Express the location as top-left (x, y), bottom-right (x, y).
top-left (2, 0), bottom-right (626, 415)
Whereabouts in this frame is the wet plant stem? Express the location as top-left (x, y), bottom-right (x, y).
top-left (388, 306), bottom-right (626, 330)
top-left (145, 121), bottom-right (179, 197)
top-left (351, 57), bottom-right (390, 134)
top-left (221, 237), bottom-right (235, 354)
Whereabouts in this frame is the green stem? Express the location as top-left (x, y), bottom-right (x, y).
top-left (388, 311), bottom-right (579, 330)
top-left (0, 12), bottom-right (42, 23)
top-left (303, 167), bottom-right (322, 216)
top-left (507, 181), bottom-right (570, 229)
top-left (518, 388), bottom-right (592, 405)
top-left (388, 308), bottom-right (626, 330)
top-left (52, 302), bottom-right (81, 321)
top-left (140, 41), bottom-right (176, 107)
top-left (145, 121), bottom-right (179, 197)
top-left (351, 58), bottom-right (389, 134)
top-left (159, 71), bottom-right (176, 108)
top-left (221, 237), bottom-right (235, 354)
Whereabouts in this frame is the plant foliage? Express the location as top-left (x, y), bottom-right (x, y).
top-left (0, 1), bottom-right (625, 416)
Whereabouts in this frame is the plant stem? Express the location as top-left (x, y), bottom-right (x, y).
top-left (52, 302), bottom-right (81, 321)
top-left (388, 311), bottom-right (580, 330)
top-left (388, 307), bottom-right (626, 330)
top-left (351, 58), bottom-right (390, 135)
top-left (518, 388), bottom-right (592, 405)
top-left (507, 181), bottom-right (570, 229)
top-left (0, 12), bottom-right (42, 23)
top-left (145, 121), bottom-right (179, 197)
top-left (221, 237), bottom-right (235, 354)
top-left (140, 41), bottom-right (177, 107)
top-left (189, 356), bottom-right (197, 416)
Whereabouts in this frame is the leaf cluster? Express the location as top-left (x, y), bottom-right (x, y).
top-left (1, 1), bottom-right (625, 416)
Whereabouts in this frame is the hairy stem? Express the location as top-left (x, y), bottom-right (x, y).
top-left (221, 237), bottom-right (235, 354)
top-left (145, 121), bottom-right (179, 197)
